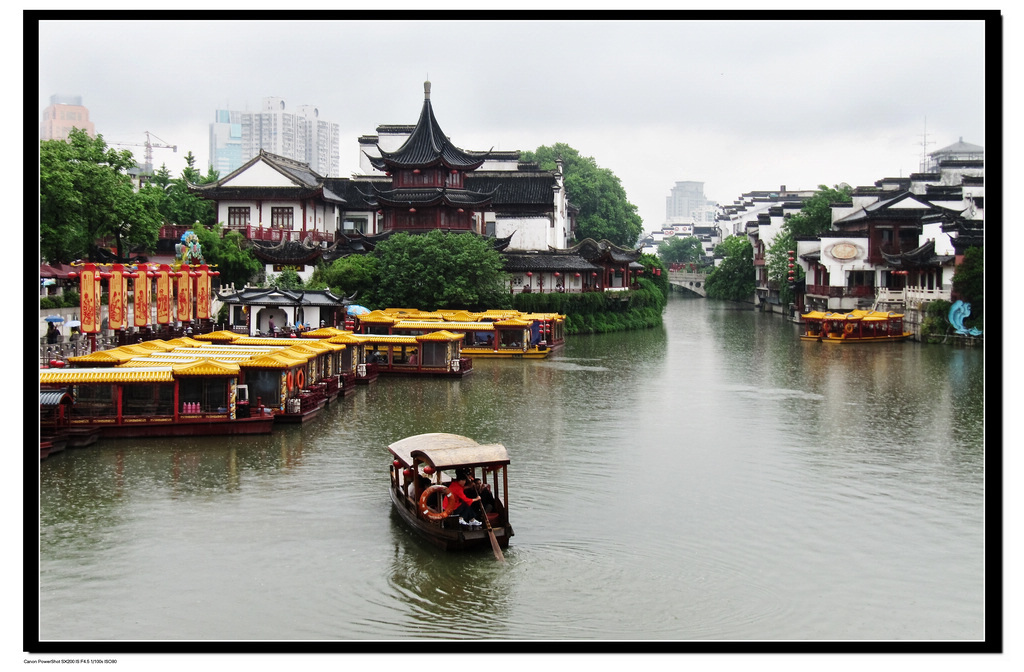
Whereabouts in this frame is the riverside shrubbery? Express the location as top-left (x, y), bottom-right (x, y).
top-left (513, 278), bottom-right (666, 335)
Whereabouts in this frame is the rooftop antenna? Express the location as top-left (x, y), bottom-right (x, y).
top-left (918, 116), bottom-right (935, 172)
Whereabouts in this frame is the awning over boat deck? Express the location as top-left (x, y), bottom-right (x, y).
top-left (40, 390), bottom-right (73, 407)
top-left (388, 433), bottom-right (510, 469)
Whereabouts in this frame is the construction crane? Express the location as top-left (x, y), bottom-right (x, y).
top-left (110, 131), bottom-right (177, 174)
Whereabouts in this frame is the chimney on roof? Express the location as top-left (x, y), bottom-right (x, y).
top-left (424, 80), bottom-right (431, 100)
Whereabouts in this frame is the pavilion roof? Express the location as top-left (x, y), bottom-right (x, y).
top-left (367, 81), bottom-right (490, 172)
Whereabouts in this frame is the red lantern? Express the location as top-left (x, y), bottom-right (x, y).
top-left (402, 468), bottom-right (412, 478)
top-left (575, 272), bottom-right (581, 278)
top-left (409, 207), bottom-right (416, 213)
top-left (423, 466), bottom-right (434, 475)
top-left (49, 359), bottom-right (65, 368)
top-left (554, 272), bottom-right (560, 277)
top-left (393, 459), bottom-right (401, 467)
top-left (526, 272), bottom-right (533, 277)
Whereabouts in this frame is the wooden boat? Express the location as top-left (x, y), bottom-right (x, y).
top-left (388, 433), bottom-right (513, 553)
top-left (356, 332), bottom-right (473, 377)
top-left (39, 364), bottom-right (278, 438)
top-left (356, 308), bottom-right (563, 358)
top-left (800, 309), bottom-right (913, 343)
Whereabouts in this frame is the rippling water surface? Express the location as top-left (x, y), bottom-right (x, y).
top-left (37, 297), bottom-right (986, 642)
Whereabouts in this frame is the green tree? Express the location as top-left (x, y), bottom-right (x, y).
top-left (705, 235), bottom-right (755, 302)
top-left (270, 268), bottom-right (304, 289)
top-left (369, 231), bottom-right (508, 310)
top-left (782, 183), bottom-right (853, 238)
top-left (40, 128), bottom-right (162, 263)
top-left (638, 252), bottom-right (669, 300)
top-left (766, 229), bottom-right (801, 306)
top-left (658, 236), bottom-right (704, 265)
top-left (308, 254), bottom-right (380, 301)
top-left (952, 246), bottom-right (983, 329)
top-left (765, 184), bottom-right (852, 305)
top-left (157, 152), bottom-right (218, 228)
top-left (521, 143), bottom-right (643, 247)
top-left (193, 223), bottom-right (263, 289)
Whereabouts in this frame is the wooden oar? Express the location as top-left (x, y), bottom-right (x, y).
top-left (478, 500), bottom-right (505, 563)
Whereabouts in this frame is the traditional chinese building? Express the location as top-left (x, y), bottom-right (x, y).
top-left (363, 81), bottom-right (496, 234)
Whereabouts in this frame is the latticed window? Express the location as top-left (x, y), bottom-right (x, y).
top-left (228, 207), bottom-right (250, 229)
top-left (271, 207), bottom-right (294, 230)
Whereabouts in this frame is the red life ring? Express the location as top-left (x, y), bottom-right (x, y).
top-left (844, 323), bottom-right (855, 335)
top-left (419, 484), bottom-right (453, 521)
top-left (296, 369), bottom-right (305, 389)
top-left (286, 370), bottom-right (294, 390)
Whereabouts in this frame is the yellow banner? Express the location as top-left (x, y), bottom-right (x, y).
top-left (79, 263), bottom-right (100, 333)
top-left (177, 264), bottom-right (192, 323)
top-left (134, 264), bottom-right (150, 328)
top-left (107, 264), bottom-right (126, 331)
top-left (195, 265), bottom-right (211, 320)
top-left (155, 265), bottom-right (172, 324)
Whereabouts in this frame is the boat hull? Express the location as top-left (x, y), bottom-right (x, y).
top-left (461, 347), bottom-right (551, 359)
top-left (801, 333), bottom-right (912, 343)
top-left (274, 399), bottom-right (327, 424)
top-left (389, 486), bottom-right (512, 552)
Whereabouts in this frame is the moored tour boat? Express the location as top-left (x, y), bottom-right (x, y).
top-left (800, 309), bottom-right (913, 343)
top-left (388, 433), bottom-right (513, 554)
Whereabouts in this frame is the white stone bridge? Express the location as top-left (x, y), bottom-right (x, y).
top-left (667, 271), bottom-right (708, 297)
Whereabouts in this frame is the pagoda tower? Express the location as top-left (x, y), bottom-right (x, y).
top-left (366, 81), bottom-right (496, 233)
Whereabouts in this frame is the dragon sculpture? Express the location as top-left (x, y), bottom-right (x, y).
top-left (175, 230), bottom-right (205, 266)
top-left (948, 300), bottom-right (983, 336)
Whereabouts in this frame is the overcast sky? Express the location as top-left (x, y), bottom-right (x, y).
top-left (35, 16), bottom-right (989, 235)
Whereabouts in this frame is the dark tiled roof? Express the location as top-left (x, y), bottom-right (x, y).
top-left (468, 172), bottom-right (558, 208)
top-left (564, 238), bottom-right (641, 264)
top-left (371, 186), bottom-right (496, 209)
top-left (368, 82), bottom-right (489, 171)
top-left (248, 239), bottom-right (324, 264)
top-left (501, 252), bottom-right (601, 273)
top-left (216, 287), bottom-right (347, 307)
top-left (880, 239), bottom-right (956, 268)
top-left (191, 151), bottom-right (344, 204)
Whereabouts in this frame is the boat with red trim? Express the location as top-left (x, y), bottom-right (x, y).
top-left (800, 309), bottom-right (913, 343)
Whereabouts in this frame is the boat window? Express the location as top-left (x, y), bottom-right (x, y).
top-left (123, 382), bottom-right (174, 417)
top-left (421, 342), bottom-right (445, 367)
top-left (73, 383), bottom-right (117, 417)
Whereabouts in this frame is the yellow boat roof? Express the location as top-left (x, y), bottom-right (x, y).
top-left (41, 367), bottom-right (177, 384)
top-left (394, 320), bottom-right (494, 331)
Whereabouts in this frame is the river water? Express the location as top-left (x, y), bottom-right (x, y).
top-left (35, 296), bottom-right (988, 647)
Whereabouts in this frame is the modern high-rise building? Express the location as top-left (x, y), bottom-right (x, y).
top-left (209, 98), bottom-right (340, 176)
top-left (40, 94), bottom-right (95, 140)
top-left (666, 180), bottom-right (716, 223)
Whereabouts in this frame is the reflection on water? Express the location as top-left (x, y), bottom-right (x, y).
top-left (37, 297), bottom-right (986, 642)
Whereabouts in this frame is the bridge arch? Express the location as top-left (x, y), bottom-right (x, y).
top-left (667, 271), bottom-right (707, 297)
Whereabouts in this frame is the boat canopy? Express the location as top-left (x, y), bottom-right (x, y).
top-left (388, 433), bottom-right (510, 469)
top-left (41, 367), bottom-right (177, 384)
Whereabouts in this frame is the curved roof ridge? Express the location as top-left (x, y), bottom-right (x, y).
top-left (370, 81), bottom-right (490, 171)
